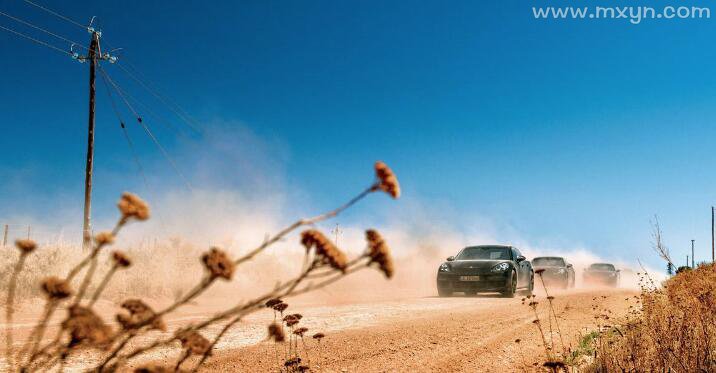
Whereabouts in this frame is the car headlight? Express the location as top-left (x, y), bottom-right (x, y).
top-left (491, 263), bottom-right (510, 272)
top-left (439, 263), bottom-right (450, 272)
top-left (557, 268), bottom-right (566, 274)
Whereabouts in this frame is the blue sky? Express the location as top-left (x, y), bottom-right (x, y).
top-left (1, 0), bottom-right (715, 268)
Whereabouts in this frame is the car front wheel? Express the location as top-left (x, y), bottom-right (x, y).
top-left (502, 271), bottom-right (517, 298)
top-left (438, 287), bottom-right (452, 297)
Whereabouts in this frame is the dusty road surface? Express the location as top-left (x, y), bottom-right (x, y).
top-left (187, 288), bottom-right (636, 372)
top-left (2, 288), bottom-right (636, 372)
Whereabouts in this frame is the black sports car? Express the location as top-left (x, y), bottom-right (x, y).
top-left (584, 263), bottom-right (620, 287)
top-left (436, 245), bottom-right (534, 297)
top-left (532, 256), bottom-right (575, 289)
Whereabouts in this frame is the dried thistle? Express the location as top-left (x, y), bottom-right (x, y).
top-left (116, 299), bottom-right (165, 331)
top-left (93, 231), bottom-right (115, 246)
top-left (112, 251), bottom-right (132, 268)
top-left (365, 229), bottom-right (394, 278)
top-left (265, 298), bottom-right (283, 308)
top-left (283, 314), bottom-right (300, 327)
top-left (178, 330), bottom-right (211, 355)
top-left (62, 305), bottom-right (113, 349)
top-left (293, 327), bottom-right (309, 336)
top-left (117, 192), bottom-right (150, 222)
top-left (535, 268), bottom-right (546, 275)
top-left (40, 276), bottom-right (72, 300)
top-left (373, 161), bottom-right (400, 199)
top-left (268, 322), bottom-right (285, 342)
top-left (284, 357), bottom-right (302, 367)
top-left (312, 332), bottom-right (325, 340)
top-left (14, 239), bottom-right (37, 254)
top-left (273, 302), bottom-right (289, 313)
top-left (300, 229), bottom-right (348, 272)
top-left (134, 364), bottom-right (173, 373)
top-left (201, 247), bottom-right (235, 280)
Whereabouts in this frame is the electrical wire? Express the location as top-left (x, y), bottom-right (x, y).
top-left (115, 60), bottom-right (202, 134)
top-left (98, 66), bottom-right (150, 190)
top-left (98, 65), bottom-right (194, 192)
top-left (0, 10), bottom-right (86, 50)
top-left (0, 23), bottom-right (71, 55)
top-left (21, 0), bottom-right (86, 30)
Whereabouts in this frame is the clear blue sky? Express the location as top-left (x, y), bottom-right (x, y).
top-left (1, 0), bottom-right (715, 267)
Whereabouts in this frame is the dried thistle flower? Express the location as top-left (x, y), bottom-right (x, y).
top-left (294, 327), bottom-right (309, 336)
top-left (298, 366), bottom-right (311, 372)
top-left (265, 298), bottom-right (283, 308)
top-left (535, 268), bottom-right (546, 275)
top-left (373, 161), bottom-right (400, 199)
top-left (93, 231), bottom-right (115, 246)
top-left (312, 332), bottom-right (325, 340)
top-left (117, 192), bottom-right (150, 222)
top-left (201, 247), bottom-right (235, 280)
top-left (365, 229), bottom-right (394, 278)
top-left (290, 313), bottom-right (303, 320)
top-left (273, 303), bottom-right (289, 313)
top-left (62, 305), bottom-right (113, 349)
top-left (112, 251), bottom-right (132, 268)
top-left (134, 364), bottom-right (172, 373)
top-left (268, 322), bottom-right (285, 342)
top-left (178, 330), bottom-right (211, 355)
top-left (40, 276), bottom-right (72, 300)
top-left (14, 239), bottom-right (37, 254)
top-left (300, 230), bottom-right (348, 272)
top-left (284, 357), bottom-right (302, 367)
top-left (283, 314), bottom-right (300, 327)
top-left (116, 299), bottom-right (165, 331)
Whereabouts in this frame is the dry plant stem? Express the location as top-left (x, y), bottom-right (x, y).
top-left (190, 314), bottom-right (243, 372)
top-left (88, 265), bottom-right (119, 307)
top-left (110, 259), bottom-right (368, 370)
top-left (536, 273), bottom-right (565, 353)
top-left (21, 299), bottom-right (58, 365)
top-left (175, 349), bottom-right (191, 371)
top-left (96, 333), bottom-right (134, 372)
top-left (234, 184), bottom-right (377, 267)
top-left (530, 305), bottom-right (552, 360)
top-left (5, 252), bottom-right (28, 372)
top-left (72, 220), bottom-right (124, 304)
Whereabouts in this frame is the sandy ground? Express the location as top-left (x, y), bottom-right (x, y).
top-left (1, 287), bottom-right (637, 372)
top-left (179, 288), bottom-right (635, 372)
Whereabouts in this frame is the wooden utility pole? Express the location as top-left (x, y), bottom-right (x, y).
top-left (2, 225), bottom-right (7, 247)
top-left (691, 239), bottom-right (695, 268)
top-left (712, 206), bottom-right (714, 263)
top-left (82, 31), bottom-right (100, 250)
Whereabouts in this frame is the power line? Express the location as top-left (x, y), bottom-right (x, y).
top-left (0, 23), bottom-right (71, 55)
top-left (98, 65), bottom-right (194, 192)
top-left (115, 61), bottom-right (202, 134)
top-left (21, 0), bottom-right (86, 30)
top-left (0, 10), bottom-right (86, 50)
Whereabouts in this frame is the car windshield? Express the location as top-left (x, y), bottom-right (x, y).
top-left (533, 257), bottom-right (565, 267)
top-left (456, 246), bottom-right (512, 260)
top-left (589, 263), bottom-right (615, 271)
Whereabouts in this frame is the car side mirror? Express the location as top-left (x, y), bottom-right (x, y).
top-left (447, 256), bottom-right (455, 262)
top-left (516, 255), bottom-right (526, 262)
top-left (567, 264), bottom-right (573, 268)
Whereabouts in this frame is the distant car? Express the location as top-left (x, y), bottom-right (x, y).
top-left (584, 263), bottom-right (620, 287)
top-left (532, 256), bottom-right (575, 289)
top-left (436, 245), bottom-right (534, 298)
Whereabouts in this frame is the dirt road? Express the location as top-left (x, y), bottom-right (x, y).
top-left (2, 288), bottom-right (636, 371)
top-left (186, 288), bottom-right (637, 372)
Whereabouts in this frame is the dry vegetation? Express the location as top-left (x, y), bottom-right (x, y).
top-left (523, 258), bottom-right (716, 372)
top-left (1, 161), bottom-right (400, 372)
top-left (586, 263), bottom-right (716, 372)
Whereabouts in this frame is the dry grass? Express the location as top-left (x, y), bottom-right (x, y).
top-left (585, 263), bottom-right (716, 372)
top-left (1, 160), bottom-right (400, 372)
